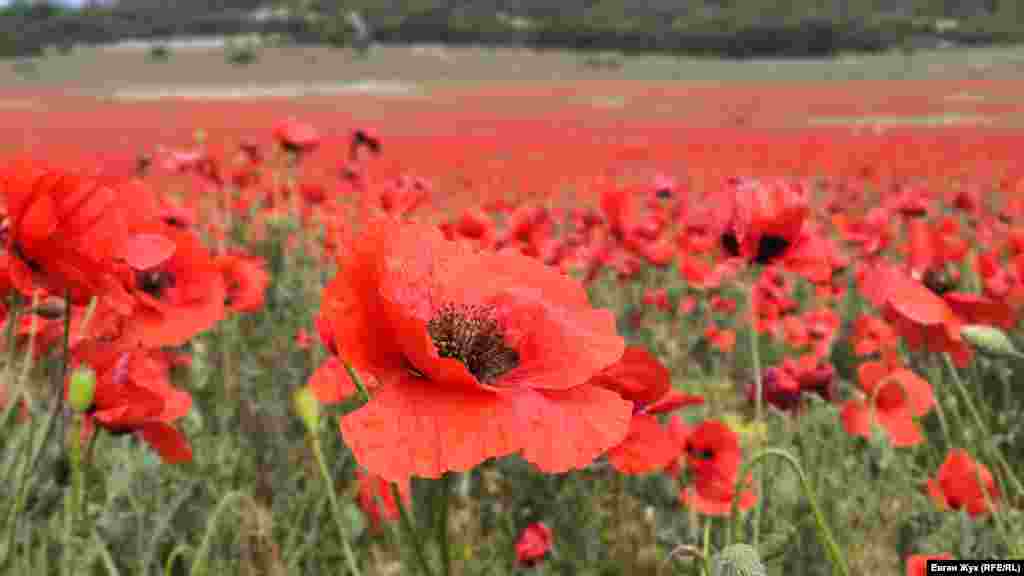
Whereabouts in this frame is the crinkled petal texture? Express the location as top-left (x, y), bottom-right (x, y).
top-left (328, 219), bottom-right (629, 482)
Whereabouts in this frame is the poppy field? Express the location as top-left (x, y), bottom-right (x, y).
top-left (2, 55), bottom-right (1024, 576)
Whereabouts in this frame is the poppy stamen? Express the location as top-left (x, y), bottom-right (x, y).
top-left (426, 303), bottom-right (519, 384)
top-left (136, 269), bottom-right (176, 298)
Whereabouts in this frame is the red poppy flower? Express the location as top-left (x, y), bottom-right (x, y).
top-left (678, 420), bottom-right (757, 516)
top-left (876, 264), bottom-right (1014, 367)
top-left (871, 264), bottom-right (963, 357)
top-left (356, 467), bottom-right (410, 533)
top-left (927, 449), bottom-right (1000, 517)
top-left (321, 219), bottom-right (630, 482)
top-left (597, 348), bottom-right (704, 475)
top-left (717, 178), bottom-right (809, 265)
top-left (515, 522), bottom-right (553, 567)
top-left (68, 342), bottom-right (192, 463)
top-left (116, 222), bottom-right (226, 347)
top-left (841, 362), bottom-right (934, 447)
top-left (272, 118), bottom-right (320, 155)
top-left (215, 253), bottom-right (269, 313)
top-left (1, 159), bottom-right (144, 309)
top-left (906, 553), bottom-right (953, 576)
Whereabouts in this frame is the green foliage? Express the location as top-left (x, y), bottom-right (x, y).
top-left (224, 37), bottom-right (259, 65)
top-left (147, 44), bottom-right (171, 62)
top-left (713, 543), bottom-right (767, 576)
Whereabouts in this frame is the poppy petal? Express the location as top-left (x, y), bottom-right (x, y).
top-left (120, 233), bottom-right (177, 271)
top-left (308, 357), bottom-right (357, 405)
top-left (878, 410), bottom-right (924, 447)
top-left (512, 384), bottom-right (632, 474)
top-left (606, 414), bottom-right (682, 475)
top-left (885, 270), bottom-right (954, 326)
top-left (840, 399), bottom-right (872, 440)
top-left (138, 422), bottom-right (193, 464)
top-left (339, 375), bottom-right (521, 482)
top-left (888, 369), bottom-right (935, 418)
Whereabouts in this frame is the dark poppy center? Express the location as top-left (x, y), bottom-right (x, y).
top-left (922, 267), bottom-right (955, 295)
top-left (136, 269), bottom-right (176, 298)
top-left (721, 231), bottom-right (791, 264)
top-left (425, 304), bottom-right (519, 384)
top-left (687, 445), bottom-right (715, 461)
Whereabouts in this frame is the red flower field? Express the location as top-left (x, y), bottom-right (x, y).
top-left (2, 70), bottom-right (1024, 575)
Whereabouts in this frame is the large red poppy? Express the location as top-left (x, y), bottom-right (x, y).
top-left (318, 218), bottom-right (630, 482)
top-left (1, 159), bottom-right (146, 309)
top-left (68, 341), bottom-right (192, 463)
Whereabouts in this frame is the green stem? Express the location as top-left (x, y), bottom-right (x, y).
top-left (310, 437), bottom-right (363, 576)
top-left (942, 354), bottom-right (1024, 499)
top-left (189, 491), bottom-right (246, 576)
top-left (393, 483), bottom-right (436, 576)
top-left (69, 415), bottom-right (85, 524)
top-left (701, 518), bottom-right (713, 576)
top-left (729, 448), bottom-right (850, 576)
top-left (437, 474), bottom-right (452, 576)
top-left (746, 282), bottom-right (764, 548)
top-left (27, 290), bottom-right (77, 479)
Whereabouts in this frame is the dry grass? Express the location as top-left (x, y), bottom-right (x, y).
top-left (3, 43), bottom-right (1024, 98)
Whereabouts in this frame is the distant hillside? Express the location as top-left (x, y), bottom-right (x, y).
top-left (1, 0), bottom-right (1021, 59)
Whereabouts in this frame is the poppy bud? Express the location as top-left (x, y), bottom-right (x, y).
top-left (293, 387), bottom-right (321, 433)
top-left (961, 324), bottom-right (1024, 360)
top-left (68, 367), bottom-right (96, 413)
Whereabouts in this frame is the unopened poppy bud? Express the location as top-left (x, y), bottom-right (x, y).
top-left (293, 387), bottom-right (321, 433)
top-left (68, 367), bottom-right (96, 413)
top-left (961, 324), bottom-right (1024, 359)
